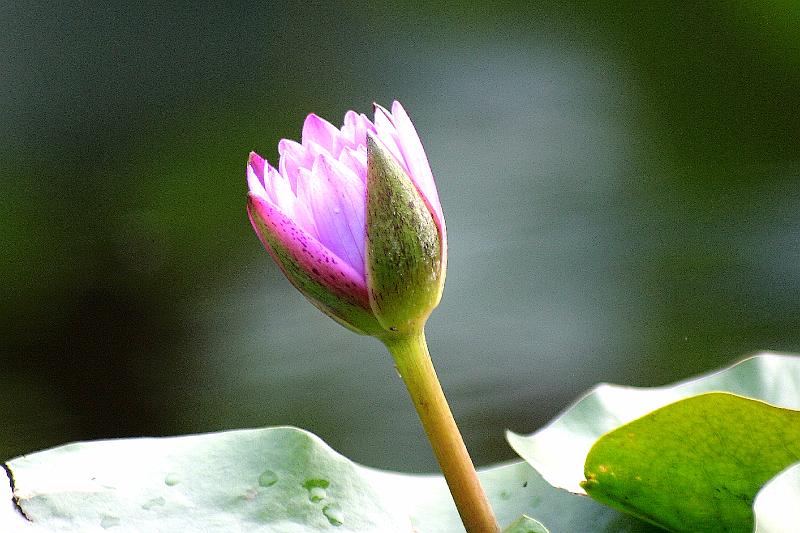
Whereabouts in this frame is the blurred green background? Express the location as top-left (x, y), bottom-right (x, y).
top-left (2, 1), bottom-right (799, 472)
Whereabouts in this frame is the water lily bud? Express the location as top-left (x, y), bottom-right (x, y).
top-left (247, 101), bottom-right (446, 338)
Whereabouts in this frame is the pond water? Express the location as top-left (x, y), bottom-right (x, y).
top-left (2, 1), bottom-right (798, 472)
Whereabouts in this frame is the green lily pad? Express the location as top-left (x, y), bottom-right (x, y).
top-left (4, 427), bottom-right (413, 532)
top-left (502, 514), bottom-right (549, 533)
top-left (507, 353), bottom-right (800, 495)
top-left (1, 466), bottom-right (32, 531)
top-left (754, 462), bottom-right (800, 533)
top-left (15, 355), bottom-right (797, 532)
top-left (1, 427), bottom-right (657, 532)
top-left (366, 460), bottom-right (657, 533)
top-left (582, 392), bottom-right (800, 532)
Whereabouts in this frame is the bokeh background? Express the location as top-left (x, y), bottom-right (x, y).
top-left (3, 1), bottom-right (799, 472)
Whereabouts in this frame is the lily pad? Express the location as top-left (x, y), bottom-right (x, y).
top-left (1, 426), bottom-right (657, 532)
top-left (582, 392), bottom-right (800, 532)
top-left (507, 353), bottom-right (800, 495)
top-left (502, 514), bottom-right (549, 533)
top-left (4, 427), bottom-right (413, 533)
top-left (754, 462), bottom-right (800, 533)
top-left (1, 465), bottom-right (33, 531)
top-left (365, 460), bottom-right (658, 533)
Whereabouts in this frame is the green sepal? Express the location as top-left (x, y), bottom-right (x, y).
top-left (365, 135), bottom-right (444, 335)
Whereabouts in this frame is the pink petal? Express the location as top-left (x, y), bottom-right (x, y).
top-left (247, 152), bottom-right (268, 198)
top-left (355, 113), bottom-right (376, 146)
top-left (338, 146), bottom-right (367, 182)
top-left (304, 138), bottom-right (330, 163)
top-left (248, 152), bottom-right (266, 184)
top-left (340, 110), bottom-right (360, 149)
top-left (303, 153), bottom-right (366, 276)
top-left (278, 139), bottom-right (309, 191)
top-left (373, 103), bottom-right (395, 126)
top-left (288, 168), bottom-right (319, 238)
top-left (372, 104), bottom-right (409, 176)
top-left (248, 194), bottom-right (369, 308)
top-left (389, 101), bottom-right (444, 227)
top-left (265, 164), bottom-right (296, 216)
top-left (343, 111), bottom-right (376, 147)
top-left (302, 113), bottom-right (341, 154)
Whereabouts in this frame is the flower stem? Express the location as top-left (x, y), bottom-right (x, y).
top-left (383, 331), bottom-right (500, 533)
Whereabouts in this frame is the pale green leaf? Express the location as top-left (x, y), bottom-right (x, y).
top-left (507, 353), bottom-right (800, 495)
top-left (1, 427), bottom-right (656, 532)
top-left (502, 514), bottom-right (549, 533)
top-left (4, 427), bottom-right (412, 533)
top-left (366, 460), bottom-right (657, 533)
top-left (582, 392), bottom-right (800, 532)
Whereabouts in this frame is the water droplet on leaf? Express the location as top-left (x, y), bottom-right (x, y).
top-left (100, 516), bottom-right (120, 529)
top-left (309, 486), bottom-right (326, 502)
top-left (303, 478), bottom-right (330, 502)
top-left (258, 470), bottom-right (278, 487)
top-left (142, 497), bottom-right (166, 510)
top-left (322, 503), bottom-right (344, 526)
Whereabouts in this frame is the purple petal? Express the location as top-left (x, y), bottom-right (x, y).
top-left (389, 101), bottom-right (443, 226)
top-left (338, 146), bottom-right (367, 182)
top-left (355, 113), bottom-right (376, 146)
top-left (340, 110), bottom-right (360, 148)
top-left (248, 151), bottom-right (320, 236)
top-left (247, 152), bottom-right (268, 198)
top-left (248, 193), bottom-right (369, 308)
top-left (248, 152), bottom-right (266, 184)
top-left (372, 104), bottom-right (407, 175)
top-left (264, 164), bottom-right (296, 215)
top-left (302, 113), bottom-right (341, 154)
top-left (373, 103), bottom-right (395, 126)
top-left (278, 139), bottom-right (309, 191)
top-left (303, 153), bottom-right (366, 276)
top-left (286, 169), bottom-right (319, 238)
top-left (304, 138), bottom-right (330, 164)
top-left (341, 111), bottom-right (376, 152)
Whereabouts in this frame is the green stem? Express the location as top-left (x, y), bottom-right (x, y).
top-left (383, 331), bottom-right (500, 533)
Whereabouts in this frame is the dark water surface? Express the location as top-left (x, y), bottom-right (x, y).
top-left (2, 1), bottom-right (799, 471)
